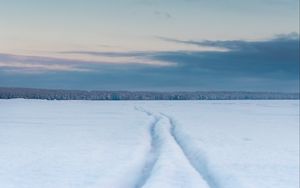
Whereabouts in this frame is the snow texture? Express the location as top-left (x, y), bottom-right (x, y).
top-left (0, 100), bottom-right (299, 188)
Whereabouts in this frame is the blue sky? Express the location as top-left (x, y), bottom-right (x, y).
top-left (0, 0), bottom-right (299, 91)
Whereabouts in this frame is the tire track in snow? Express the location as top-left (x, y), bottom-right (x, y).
top-left (135, 107), bottom-right (213, 188)
top-left (134, 107), bottom-right (160, 188)
top-left (161, 113), bottom-right (220, 188)
top-left (135, 108), bottom-right (208, 188)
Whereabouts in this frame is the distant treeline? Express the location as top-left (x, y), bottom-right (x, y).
top-left (0, 87), bottom-right (299, 100)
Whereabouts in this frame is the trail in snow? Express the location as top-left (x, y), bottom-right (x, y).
top-left (134, 107), bottom-right (160, 188)
top-left (133, 106), bottom-right (161, 188)
top-left (134, 107), bottom-right (213, 188)
top-left (162, 113), bottom-right (220, 188)
top-left (164, 114), bottom-right (242, 188)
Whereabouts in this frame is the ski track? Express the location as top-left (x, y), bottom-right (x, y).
top-left (134, 106), bottom-right (219, 188)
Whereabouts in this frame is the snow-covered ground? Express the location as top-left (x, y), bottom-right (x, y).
top-left (0, 100), bottom-right (299, 188)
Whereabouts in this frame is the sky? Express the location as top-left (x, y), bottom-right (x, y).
top-left (0, 0), bottom-right (299, 91)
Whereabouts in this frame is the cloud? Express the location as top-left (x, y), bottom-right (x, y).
top-left (61, 33), bottom-right (299, 79)
top-left (153, 34), bottom-right (299, 91)
top-left (158, 32), bottom-right (299, 51)
top-left (59, 51), bottom-right (176, 67)
top-left (0, 62), bottom-right (91, 73)
top-left (57, 33), bottom-right (299, 91)
top-left (153, 33), bottom-right (299, 77)
top-left (60, 51), bottom-right (148, 57)
top-left (0, 51), bottom-right (172, 73)
top-left (154, 11), bottom-right (172, 19)
top-left (1, 34), bottom-right (299, 91)
top-left (0, 53), bottom-right (94, 73)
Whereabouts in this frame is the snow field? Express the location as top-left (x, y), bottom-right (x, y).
top-left (0, 100), bottom-right (299, 188)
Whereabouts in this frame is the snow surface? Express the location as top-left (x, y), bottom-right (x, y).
top-left (0, 99), bottom-right (299, 188)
